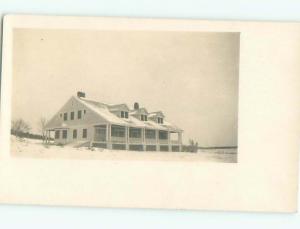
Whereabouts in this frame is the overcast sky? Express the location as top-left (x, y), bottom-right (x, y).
top-left (12, 29), bottom-right (239, 146)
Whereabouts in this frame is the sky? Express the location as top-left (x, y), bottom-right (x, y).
top-left (12, 29), bottom-right (239, 146)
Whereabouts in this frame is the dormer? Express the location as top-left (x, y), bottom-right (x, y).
top-left (130, 102), bottom-right (149, 121)
top-left (148, 111), bottom-right (165, 124)
top-left (108, 104), bottom-right (130, 119)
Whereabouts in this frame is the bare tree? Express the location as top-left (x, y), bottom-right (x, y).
top-left (11, 119), bottom-right (31, 137)
top-left (38, 117), bottom-right (47, 142)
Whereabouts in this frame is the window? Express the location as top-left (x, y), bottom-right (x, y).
top-left (62, 130), bottom-right (68, 139)
top-left (129, 128), bottom-right (142, 138)
top-left (121, 111), bottom-right (128, 119)
top-left (60, 113), bottom-right (62, 118)
top-left (84, 110), bottom-right (86, 114)
top-left (158, 117), bottom-right (163, 124)
top-left (63, 112), bottom-right (68, 121)
top-left (145, 115), bottom-right (147, 121)
top-left (73, 129), bottom-right (77, 139)
top-left (111, 125), bottom-right (125, 137)
top-left (159, 130), bottom-right (168, 140)
top-left (78, 110), bottom-right (82, 119)
top-left (71, 112), bottom-right (75, 120)
top-left (55, 130), bottom-right (60, 139)
top-left (94, 127), bottom-right (106, 141)
top-left (145, 129), bottom-right (156, 139)
top-left (82, 129), bottom-right (87, 138)
top-left (141, 114), bottom-right (147, 121)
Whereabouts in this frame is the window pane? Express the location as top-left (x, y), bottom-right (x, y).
top-left (63, 113), bottom-right (68, 121)
top-left (125, 112), bottom-right (128, 118)
top-left (55, 130), bottom-right (60, 139)
top-left (159, 130), bottom-right (168, 139)
top-left (121, 111), bottom-right (124, 118)
top-left (73, 129), bottom-right (77, 139)
top-left (71, 112), bottom-right (74, 120)
top-left (82, 129), bottom-right (87, 138)
top-left (62, 130), bottom-right (68, 139)
top-left (145, 129), bottom-right (156, 139)
top-left (78, 110), bottom-right (82, 119)
top-left (94, 127), bottom-right (106, 141)
top-left (129, 128), bottom-right (141, 138)
top-left (111, 125), bottom-right (125, 137)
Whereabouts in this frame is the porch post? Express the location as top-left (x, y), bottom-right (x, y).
top-left (178, 132), bottom-right (182, 152)
top-left (168, 131), bottom-right (171, 152)
top-left (107, 124), bottom-right (112, 149)
top-left (156, 130), bottom-right (159, 151)
top-left (142, 128), bottom-right (145, 151)
top-left (125, 126), bottom-right (129, 150)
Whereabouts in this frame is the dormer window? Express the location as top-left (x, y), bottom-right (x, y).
top-left (121, 111), bottom-right (129, 118)
top-left (158, 117), bottom-right (163, 124)
top-left (141, 114), bottom-right (148, 121)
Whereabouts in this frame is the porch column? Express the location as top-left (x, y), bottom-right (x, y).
top-left (45, 130), bottom-right (47, 144)
top-left (168, 131), bottom-right (171, 152)
top-left (125, 126), bottom-right (129, 150)
top-left (142, 128), bottom-right (145, 151)
top-left (178, 132), bottom-right (182, 152)
top-left (107, 124), bottom-right (112, 149)
top-left (156, 130), bottom-right (159, 151)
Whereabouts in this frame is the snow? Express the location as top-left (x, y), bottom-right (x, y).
top-left (10, 136), bottom-right (237, 163)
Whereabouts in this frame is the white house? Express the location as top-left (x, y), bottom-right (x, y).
top-left (45, 92), bottom-right (183, 151)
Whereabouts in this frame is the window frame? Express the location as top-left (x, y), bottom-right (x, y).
top-left (55, 130), bottom-right (60, 139)
top-left (111, 125), bottom-right (126, 138)
top-left (63, 112), bottom-right (68, 121)
top-left (70, 111), bottom-right (75, 120)
top-left (78, 110), bottom-right (82, 119)
top-left (129, 127), bottom-right (142, 138)
top-left (73, 129), bottom-right (77, 139)
top-left (82, 129), bottom-right (87, 138)
top-left (62, 130), bottom-right (68, 139)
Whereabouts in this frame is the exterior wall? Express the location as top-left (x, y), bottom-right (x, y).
top-left (53, 124), bottom-right (95, 145)
top-left (46, 96), bottom-right (108, 130)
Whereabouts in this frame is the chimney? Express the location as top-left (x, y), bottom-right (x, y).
top-left (134, 102), bottom-right (139, 110)
top-left (77, 91), bottom-right (86, 98)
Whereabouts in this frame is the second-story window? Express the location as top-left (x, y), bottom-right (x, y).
top-left (158, 117), bottom-right (163, 124)
top-left (141, 114), bottom-right (148, 121)
top-left (121, 111), bottom-right (128, 118)
top-left (78, 110), bottom-right (82, 119)
top-left (71, 112), bottom-right (75, 120)
top-left (63, 112), bottom-right (68, 121)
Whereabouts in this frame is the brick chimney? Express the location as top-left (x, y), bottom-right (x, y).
top-left (77, 91), bottom-right (86, 98)
top-left (134, 102), bottom-right (139, 110)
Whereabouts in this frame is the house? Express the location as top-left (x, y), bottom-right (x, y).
top-left (45, 92), bottom-right (183, 152)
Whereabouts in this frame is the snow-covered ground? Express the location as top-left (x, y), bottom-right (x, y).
top-left (10, 136), bottom-right (237, 163)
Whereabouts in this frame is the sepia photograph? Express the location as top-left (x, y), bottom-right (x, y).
top-left (10, 29), bottom-right (239, 163)
top-left (0, 15), bottom-right (299, 213)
